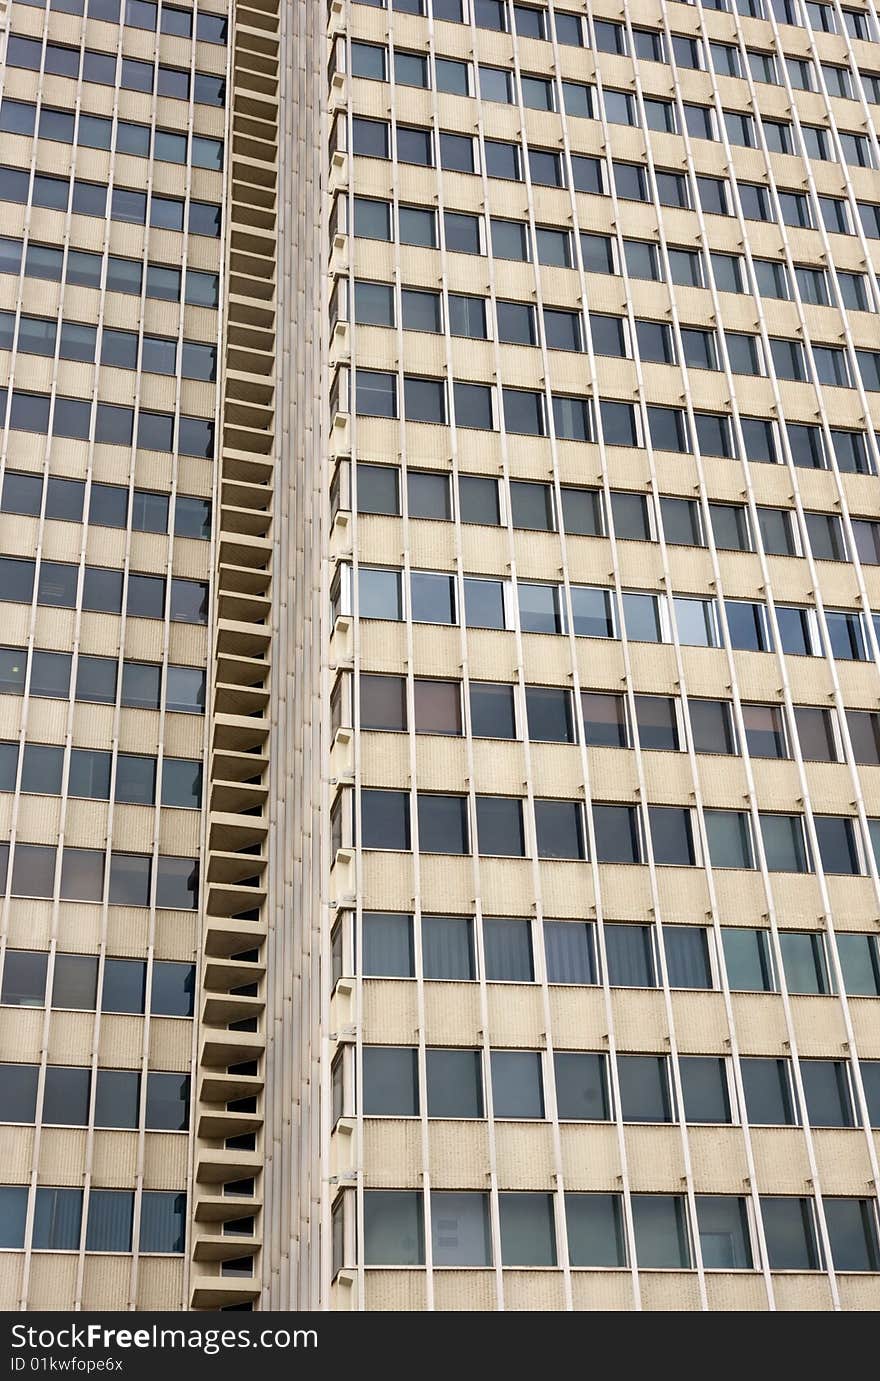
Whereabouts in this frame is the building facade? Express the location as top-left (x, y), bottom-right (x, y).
top-left (1, 0), bottom-right (880, 1314)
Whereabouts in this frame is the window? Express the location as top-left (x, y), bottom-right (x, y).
top-left (594, 805), bottom-right (641, 864)
top-left (483, 918), bottom-right (532, 981)
top-left (663, 499), bottom-right (704, 546)
top-left (418, 794), bottom-right (468, 854)
top-left (476, 798), bottom-right (524, 857)
top-left (363, 1047), bottom-right (419, 1116)
top-left (705, 811), bottom-right (753, 869)
top-left (801, 1060), bottom-right (854, 1128)
top-left (696, 1197), bottom-right (753, 1269)
top-left (582, 693), bottom-right (627, 748)
top-left (760, 814), bottom-right (810, 873)
top-left (631, 1197), bottom-right (691, 1268)
top-left (742, 1058), bottom-right (797, 1125)
top-left (364, 1191), bottom-right (424, 1266)
top-left (544, 922), bottom-right (597, 985)
top-left (636, 697), bottom-right (678, 751)
top-left (761, 1198), bottom-right (821, 1270)
top-left (535, 800), bottom-right (585, 860)
top-left (555, 1053), bottom-right (609, 1121)
top-left (825, 1200), bottom-right (880, 1271)
top-left (837, 933), bottom-right (880, 999)
top-left (526, 687), bottom-right (574, 744)
top-left (815, 816), bottom-right (860, 876)
top-left (680, 1057), bottom-right (731, 1124)
top-left (360, 789), bottom-right (410, 850)
top-left (499, 1194), bottom-right (556, 1266)
top-left (649, 809), bottom-right (695, 867)
top-left (491, 1051), bottom-right (543, 1119)
top-left (665, 927), bottom-right (711, 987)
top-left (470, 683), bottom-right (515, 739)
top-left (33, 1188), bottom-right (82, 1251)
top-left (566, 1195), bottom-right (626, 1267)
top-left (605, 925), bottom-right (655, 988)
top-left (742, 704), bottom-right (787, 759)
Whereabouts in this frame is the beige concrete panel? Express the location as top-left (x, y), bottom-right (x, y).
top-left (570, 1272), bottom-right (634, 1310)
top-left (363, 1271), bottom-right (428, 1311)
top-left (0, 1008), bottom-right (42, 1064)
top-left (666, 546), bottom-right (715, 596)
top-left (428, 1123), bottom-right (491, 1189)
top-left (598, 864), bottom-right (654, 922)
top-left (8, 902), bottom-right (53, 951)
top-left (572, 638), bottom-right (627, 690)
top-left (359, 619), bottom-right (409, 674)
top-left (747, 758), bottom-right (805, 812)
top-left (0, 611), bottom-right (31, 656)
top-left (835, 661), bottom-right (880, 705)
top-left (156, 812), bottom-right (199, 855)
top-left (668, 990), bottom-right (730, 1052)
top-left (837, 1276), bottom-right (880, 1311)
top-left (27, 1256), bottom-right (78, 1311)
top-left (506, 435), bottom-right (554, 475)
top-left (494, 1123), bottom-right (555, 1187)
top-left (498, 342), bottom-right (544, 390)
top-left (361, 852), bottom-right (417, 911)
top-left (616, 541), bottom-right (666, 592)
top-left (716, 553), bottom-right (768, 602)
top-left (848, 999), bottom-right (880, 1057)
top-left (0, 1255), bottom-right (24, 1310)
top-left (609, 988), bottom-right (667, 1051)
top-left (80, 1256), bottom-right (131, 1311)
top-left (594, 353), bottom-right (639, 399)
top-left (729, 992), bottom-right (790, 1054)
top-left (548, 986), bottom-right (610, 1049)
top-left (0, 1127), bottom-right (34, 1182)
top-left (624, 1125), bottom-right (686, 1190)
top-left (424, 982), bottom-right (481, 1047)
top-left (485, 984), bottom-right (544, 1047)
top-left (460, 526), bottom-right (510, 577)
top-left (586, 747), bottom-right (640, 802)
top-left (519, 635), bottom-right (575, 688)
top-left (832, 889), bottom-right (880, 932)
top-left (421, 854), bottom-right (476, 913)
top-left (15, 795), bottom-right (62, 846)
top-left (502, 1270), bottom-right (567, 1309)
top-left (750, 1128), bottom-right (811, 1191)
top-left (704, 1274), bottom-right (769, 1309)
top-left (91, 1131), bottom-right (139, 1187)
top-left (640, 751), bottom-right (696, 805)
top-left (540, 860), bottom-right (596, 918)
top-left (802, 762), bottom-right (864, 815)
top-left (811, 1130), bottom-right (874, 1193)
top-left (136, 1257), bottom-right (185, 1311)
top-left (414, 735), bottom-right (474, 793)
top-left (513, 531), bottom-right (566, 583)
top-left (724, 651), bottom-right (791, 704)
top-left (529, 743), bottom-right (585, 800)
top-left (639, 1273), bottom-right (704, 1310)
top-left (432, 1271), bottom-right (497, 1311)
top-left (47, 1012), bottom-right (94, 1067)
top-left (813, 563), bottom-right (863, 609)
top-left (34, 609), bottom-right (78, 657)
top-left (560, 1123), bottom-right (620, 1189)
top-left (409, 624), bottom-right (463, 679)
top-left (0, 514), bottom-right (38, 559)
top-left (624, 640), bottom-right (679, 692)
top-left (149, 1016), bottom-right (193, 1071)
top-left (96, 1021), bottom-right (144, 1071)
top-left (362, 980), bottom-right (418, 1047)
top-left (688, 1127), bottom-right (750, 1192)
top-left (361, 731), bottom-right (411, 790)
top-left (143, 1134), bottom-right (187, 1190)
top-left (362, 1121), bottom-right (421, 1187)
top-left (105, 908), bottom-right (151, 957)
top-left (21, 697), bottom-right (69, 745)
top-left (786, 657), bottom-right (835, 705)
top-left (121, 620), bottom-right (167, 663)
top-left (38, 1128), bottom-right (88, 1185)
top-left (773, 1274), bottom-right (835, 1310)
top-left (788, 995), bottom-right (848, 1054)
top-left (655, 868), bottom-right (713, 920)
top-left (152, 914), bottom-right (197, 964)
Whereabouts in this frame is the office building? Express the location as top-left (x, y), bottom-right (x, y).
top-left (2, 0), bottom-right (880, 1313)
